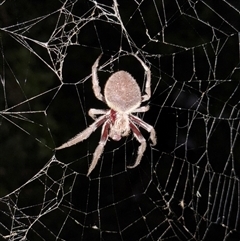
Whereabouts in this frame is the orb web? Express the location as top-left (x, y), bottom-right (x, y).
top-left (0, 0), bottom-right (240, 240)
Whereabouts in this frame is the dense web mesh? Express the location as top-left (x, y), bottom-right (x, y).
top-left (0, 0), bottom-right (240, 240)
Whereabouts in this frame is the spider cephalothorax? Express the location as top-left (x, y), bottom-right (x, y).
top-left (56, 54), bottom-right (157, 176)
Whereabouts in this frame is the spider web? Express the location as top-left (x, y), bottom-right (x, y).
top-left (0, 0), bottom-right (240, 240)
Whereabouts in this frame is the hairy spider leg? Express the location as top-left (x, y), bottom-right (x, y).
top-left (130, 114), bottom-right (157, 146)
top-left (128, 121), bottom-right (147, 168)
top-left (91, 54), bottom-right (106, 103)
top-left (56, 115), bottom-right (108, 150)
top-left (132, 54), bottom-right (151, 102)
top-left (87, 120), bottom-right (111, 176)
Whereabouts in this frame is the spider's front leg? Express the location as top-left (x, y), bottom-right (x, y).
top-left (130, 114), bottom-right (157, 146)
top-left (87, 120), bottom-right (110, 176)
top-left (127, 121), bottom-right (147, 169)
top-left (55, 115), bottom-right (107, 150)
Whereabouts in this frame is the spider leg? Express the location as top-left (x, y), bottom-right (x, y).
top-left (92, 54), bottom-right (106, 102)
top-left (55, 115), bottom-right (108, 150)
top-left (87, 120), bottom-right (110, 176)
top-left (89, 108), bottom-right (109, 120)
top-left (132, 54), bottom-right (151, 102)
top-left (127, 121), bottom-right (146, 169)
top-left (130, 114), bottom-right (157, 146)
top-left (131, 105), bottom-right (149, 113)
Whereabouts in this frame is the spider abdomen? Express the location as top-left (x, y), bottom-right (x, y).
top-left (104, 71), bottom-right (141, 113)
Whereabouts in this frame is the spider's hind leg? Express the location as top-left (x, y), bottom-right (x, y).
top-left (127, 121), bottom-right (147, 169)
top-left (92, 54), bottom-right (106, 103)
top-left (132, 54), bottom-right (151, 102)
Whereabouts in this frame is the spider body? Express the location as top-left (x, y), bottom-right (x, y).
top-left (108, 109), bottom-right (130, 141)
top-left (104, 70), bottom-right (141, 113)
top-left (56, 54), bottom-right (157, 176)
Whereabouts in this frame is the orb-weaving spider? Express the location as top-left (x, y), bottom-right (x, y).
top-left (56, 54), bottom-right (157, 176)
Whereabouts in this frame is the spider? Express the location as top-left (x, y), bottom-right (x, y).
top-left (56, 54), bottom-right (157, 176)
